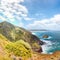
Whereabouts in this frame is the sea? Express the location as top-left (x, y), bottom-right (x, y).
top-left (32, 31), bottom-right (60, 54)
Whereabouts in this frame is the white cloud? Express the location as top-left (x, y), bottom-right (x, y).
top-left (27, 14), bottom-right (60, 30)
top-left (0, 0), bottom-right (29, 23)
top-left (24, 17), bottom-right (35, 20)
top-left (1, 0), bottom-right (24, 3)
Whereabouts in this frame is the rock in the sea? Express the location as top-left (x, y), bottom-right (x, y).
top-left (43, 35), bottom-right (49, 38)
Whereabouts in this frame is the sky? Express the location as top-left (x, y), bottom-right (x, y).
top-left (0, 0), bottom-right (60, 30)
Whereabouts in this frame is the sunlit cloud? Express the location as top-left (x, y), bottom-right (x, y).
top-left (0, 0), bottom-right (28, 22)
top-left (27, 14), bottom-right (60, 30)
top-left (1, 0), bottom-right (24, 3)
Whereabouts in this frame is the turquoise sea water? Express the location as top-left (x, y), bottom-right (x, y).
top-left (32, 31), bottom-right (60, 54)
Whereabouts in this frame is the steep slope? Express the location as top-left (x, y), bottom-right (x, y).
top-left (0, 34), bottom-right (32, 60)
top-left (0, 21), bottom-right (44, 52)
top-left (0, 34), bottom-right (12, 60)
top-left (0, 21), bottom-right (16, 41)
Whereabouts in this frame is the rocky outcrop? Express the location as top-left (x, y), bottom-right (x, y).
top-left (0, 21), bottom-right (44, 53)
top-left (43, 35), bottom-right (49, 38)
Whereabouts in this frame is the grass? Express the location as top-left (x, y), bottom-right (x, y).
top-left (0, 34), bottom-right (33, 60)
top-left (5, 40), bottom-right (32, 58)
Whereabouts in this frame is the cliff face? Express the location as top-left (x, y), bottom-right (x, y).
top-left (0, 21), bottom-right (44, 52)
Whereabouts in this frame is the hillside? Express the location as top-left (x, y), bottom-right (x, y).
top-left (0, 34), bottom-right (12, 60)
top-left (0, 34), bottom-right (32, 60)
top-left (0, 21), bottom-right (45, 60)
top-left (0, 21), bottom-right (44, 53)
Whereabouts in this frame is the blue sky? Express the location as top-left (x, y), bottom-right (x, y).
top-left (0, 0), bottom-right (60, 30)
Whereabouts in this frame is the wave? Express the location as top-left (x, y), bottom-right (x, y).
top-left (32, 32), bottom-right (36, 35)
top-left (41, 40), bottom-right (53, 54)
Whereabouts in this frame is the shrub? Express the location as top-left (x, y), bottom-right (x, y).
top-left (5, 40), bottom-right (32, 58)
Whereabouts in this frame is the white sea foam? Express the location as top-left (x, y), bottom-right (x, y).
top-left (41, 40), bottom-right (53, 54)
top-left (47, 36), bottom-right (52, 39)
top-left (32, 32), bottom-right (36, 35)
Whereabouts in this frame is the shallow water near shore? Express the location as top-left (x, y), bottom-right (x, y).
top-left (32, 31), bottom-right (60, 54)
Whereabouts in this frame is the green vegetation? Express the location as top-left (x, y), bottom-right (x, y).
top-left (15, 40), bottom-right (31, 49)
top-left (0, 21), bottom-right (43, 60)
top-left (5, 40), bottom-right (32, 58)
top-left (0, 34), bottom-right (12, 60)
top-left (33, 43), bottom-right (40, 48)
top-left (0, 34), bottom-right (32, 60)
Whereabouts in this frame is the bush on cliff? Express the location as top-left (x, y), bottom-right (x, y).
top-left (5, 40), bottom-right (32, 58)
